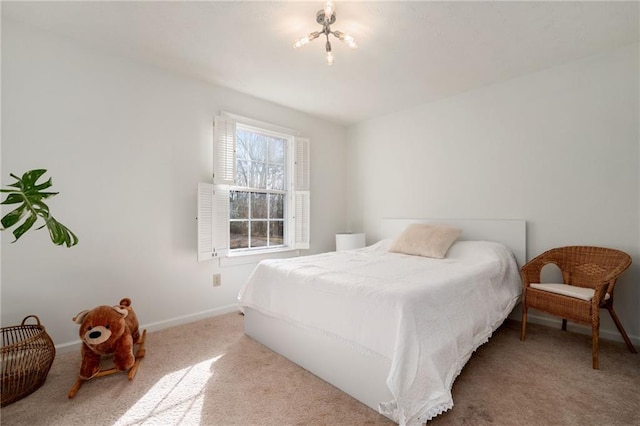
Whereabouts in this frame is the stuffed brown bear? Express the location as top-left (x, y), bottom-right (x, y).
top-left (73, 298), bottom-right (140, 380)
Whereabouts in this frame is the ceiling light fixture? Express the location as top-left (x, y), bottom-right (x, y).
top-left (293, 1), bottom-right (358, 66)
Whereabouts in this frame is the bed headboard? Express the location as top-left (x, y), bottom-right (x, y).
top-left (381, 218), bottom-right (527, 266)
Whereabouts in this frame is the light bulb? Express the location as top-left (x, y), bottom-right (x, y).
top-left (326, 51), bottom-right (334, 66)
top-left (333, 31), bottom-right (358, 49)
top-left (293, 32), bottom-right (320, 49)
top-left (324, 1), bottom-right (335, 18)
top-left (342, 34), bottom-right (358, 49)
top-left (293, 36), bottom-right (310, 49)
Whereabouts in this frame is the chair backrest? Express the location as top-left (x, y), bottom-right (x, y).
top-left (539, 246), bottom-right (631, 290)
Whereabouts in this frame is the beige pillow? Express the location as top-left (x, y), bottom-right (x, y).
top-left (389, 223), bottom-right (462, 259)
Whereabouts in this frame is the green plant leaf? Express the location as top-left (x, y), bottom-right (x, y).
top-left (30, 178), bottom-right (53, 192)
top-left (0, 193), bottom-right (25, 205)
top-left (45, 216), bottom-right (78, 247)
top-left (1, 205), bottom-right (26, 228)
top-left (0, 169), bottom-right (78, 247)
top-left (33, 192), bottom-right (58, 199)
top-left (21, 169), bottom-right (47, 188)
top-left (31, 200), bottom-right (50, 214)
top-left (12, 214), bottom-right (37, 241)
top-left (5, 181), bottom-right (22, 189)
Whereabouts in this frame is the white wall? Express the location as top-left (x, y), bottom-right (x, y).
top-left (0, 21), bottom-right (347, 349)
top-left (346, 44), bottom-right (640, 343)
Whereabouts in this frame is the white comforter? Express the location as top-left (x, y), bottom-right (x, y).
top-left (237, 239), bottom-right (522, 425)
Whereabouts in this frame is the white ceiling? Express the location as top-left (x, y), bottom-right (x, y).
top-left (2, 1), bottom-right (639, 125)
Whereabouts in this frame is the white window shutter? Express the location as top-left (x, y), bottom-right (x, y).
top-left (212, 186), bottom-right (230, 258)
top-left (293, 137), bottom-right (310, 249)
top-left (294, 137), bottom-right (310, 191)
top-left (213, 116), bottom-right (236, 185)
top-left (197, 182), bottom-right (214, 261)
top-left (294, 191), bottom-right (310, 249)
top-left (197, 183), bottom-right (229, 261)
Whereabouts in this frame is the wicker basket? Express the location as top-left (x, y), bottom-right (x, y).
top-left (1, 315), bottom-right (56, 407)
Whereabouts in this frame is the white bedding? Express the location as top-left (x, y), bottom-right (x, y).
top-left (237, 239), bottom-right (522, 425)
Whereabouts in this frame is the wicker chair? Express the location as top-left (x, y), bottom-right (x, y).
top-left (520, 246), bottom-right (635, 369)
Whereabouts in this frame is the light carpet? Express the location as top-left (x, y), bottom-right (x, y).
top-left (1, 312), bottom-right (638, 425)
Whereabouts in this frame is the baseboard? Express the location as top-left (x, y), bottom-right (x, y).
top-left (56, 303), bottom-right (638, 354)
top-left (55, 304), bottom-right (239, 354)
top-left (508, 307), bottom-right (640, 347)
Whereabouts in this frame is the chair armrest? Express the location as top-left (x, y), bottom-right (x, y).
top-left (521, 256), bottom-right (551, 287)
top-left (592, 281), bottom-right (610, 306)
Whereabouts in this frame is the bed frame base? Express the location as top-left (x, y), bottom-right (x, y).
top-left (244, 308), bottom-right (394, 418)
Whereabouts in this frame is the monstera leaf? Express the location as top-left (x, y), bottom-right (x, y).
top-left (1, 169), bottom-right (78, 247)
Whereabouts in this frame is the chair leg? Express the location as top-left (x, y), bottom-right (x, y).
top-left (592, 318), bottom-right (600, 370)
top-left (521, 305), bottom-right (527, 341)
top-left (607, 307), bottom-right (638, 354)
top-left (561, 319), bottom-right (567, 331)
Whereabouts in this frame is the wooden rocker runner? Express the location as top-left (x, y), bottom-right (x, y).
top-left (68, 329), bottom-right (146, 398)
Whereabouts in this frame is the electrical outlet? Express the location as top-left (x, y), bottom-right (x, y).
top-left (213, 274), bottom-right (222, 287)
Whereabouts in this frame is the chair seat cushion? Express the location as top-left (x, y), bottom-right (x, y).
top-left (530, 283), bottom-right (610, 301)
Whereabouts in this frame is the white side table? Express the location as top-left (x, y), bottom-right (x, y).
top-left (335, 233), bottom-right (366, 251)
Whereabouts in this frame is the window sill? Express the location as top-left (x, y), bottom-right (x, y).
top-left (219, 247), bottom-right (300, 267)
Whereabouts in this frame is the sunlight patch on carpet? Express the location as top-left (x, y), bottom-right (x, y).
top-left (114, 354), bottom-right (224, 426)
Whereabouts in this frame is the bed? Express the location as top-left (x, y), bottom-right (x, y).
top-left (238, 219), bottom-right (526, 425)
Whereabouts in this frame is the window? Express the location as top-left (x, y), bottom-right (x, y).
top-left (230, 124), bottom-right (288, 250)
top-left (197, 114), bottom-right (310, 262)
